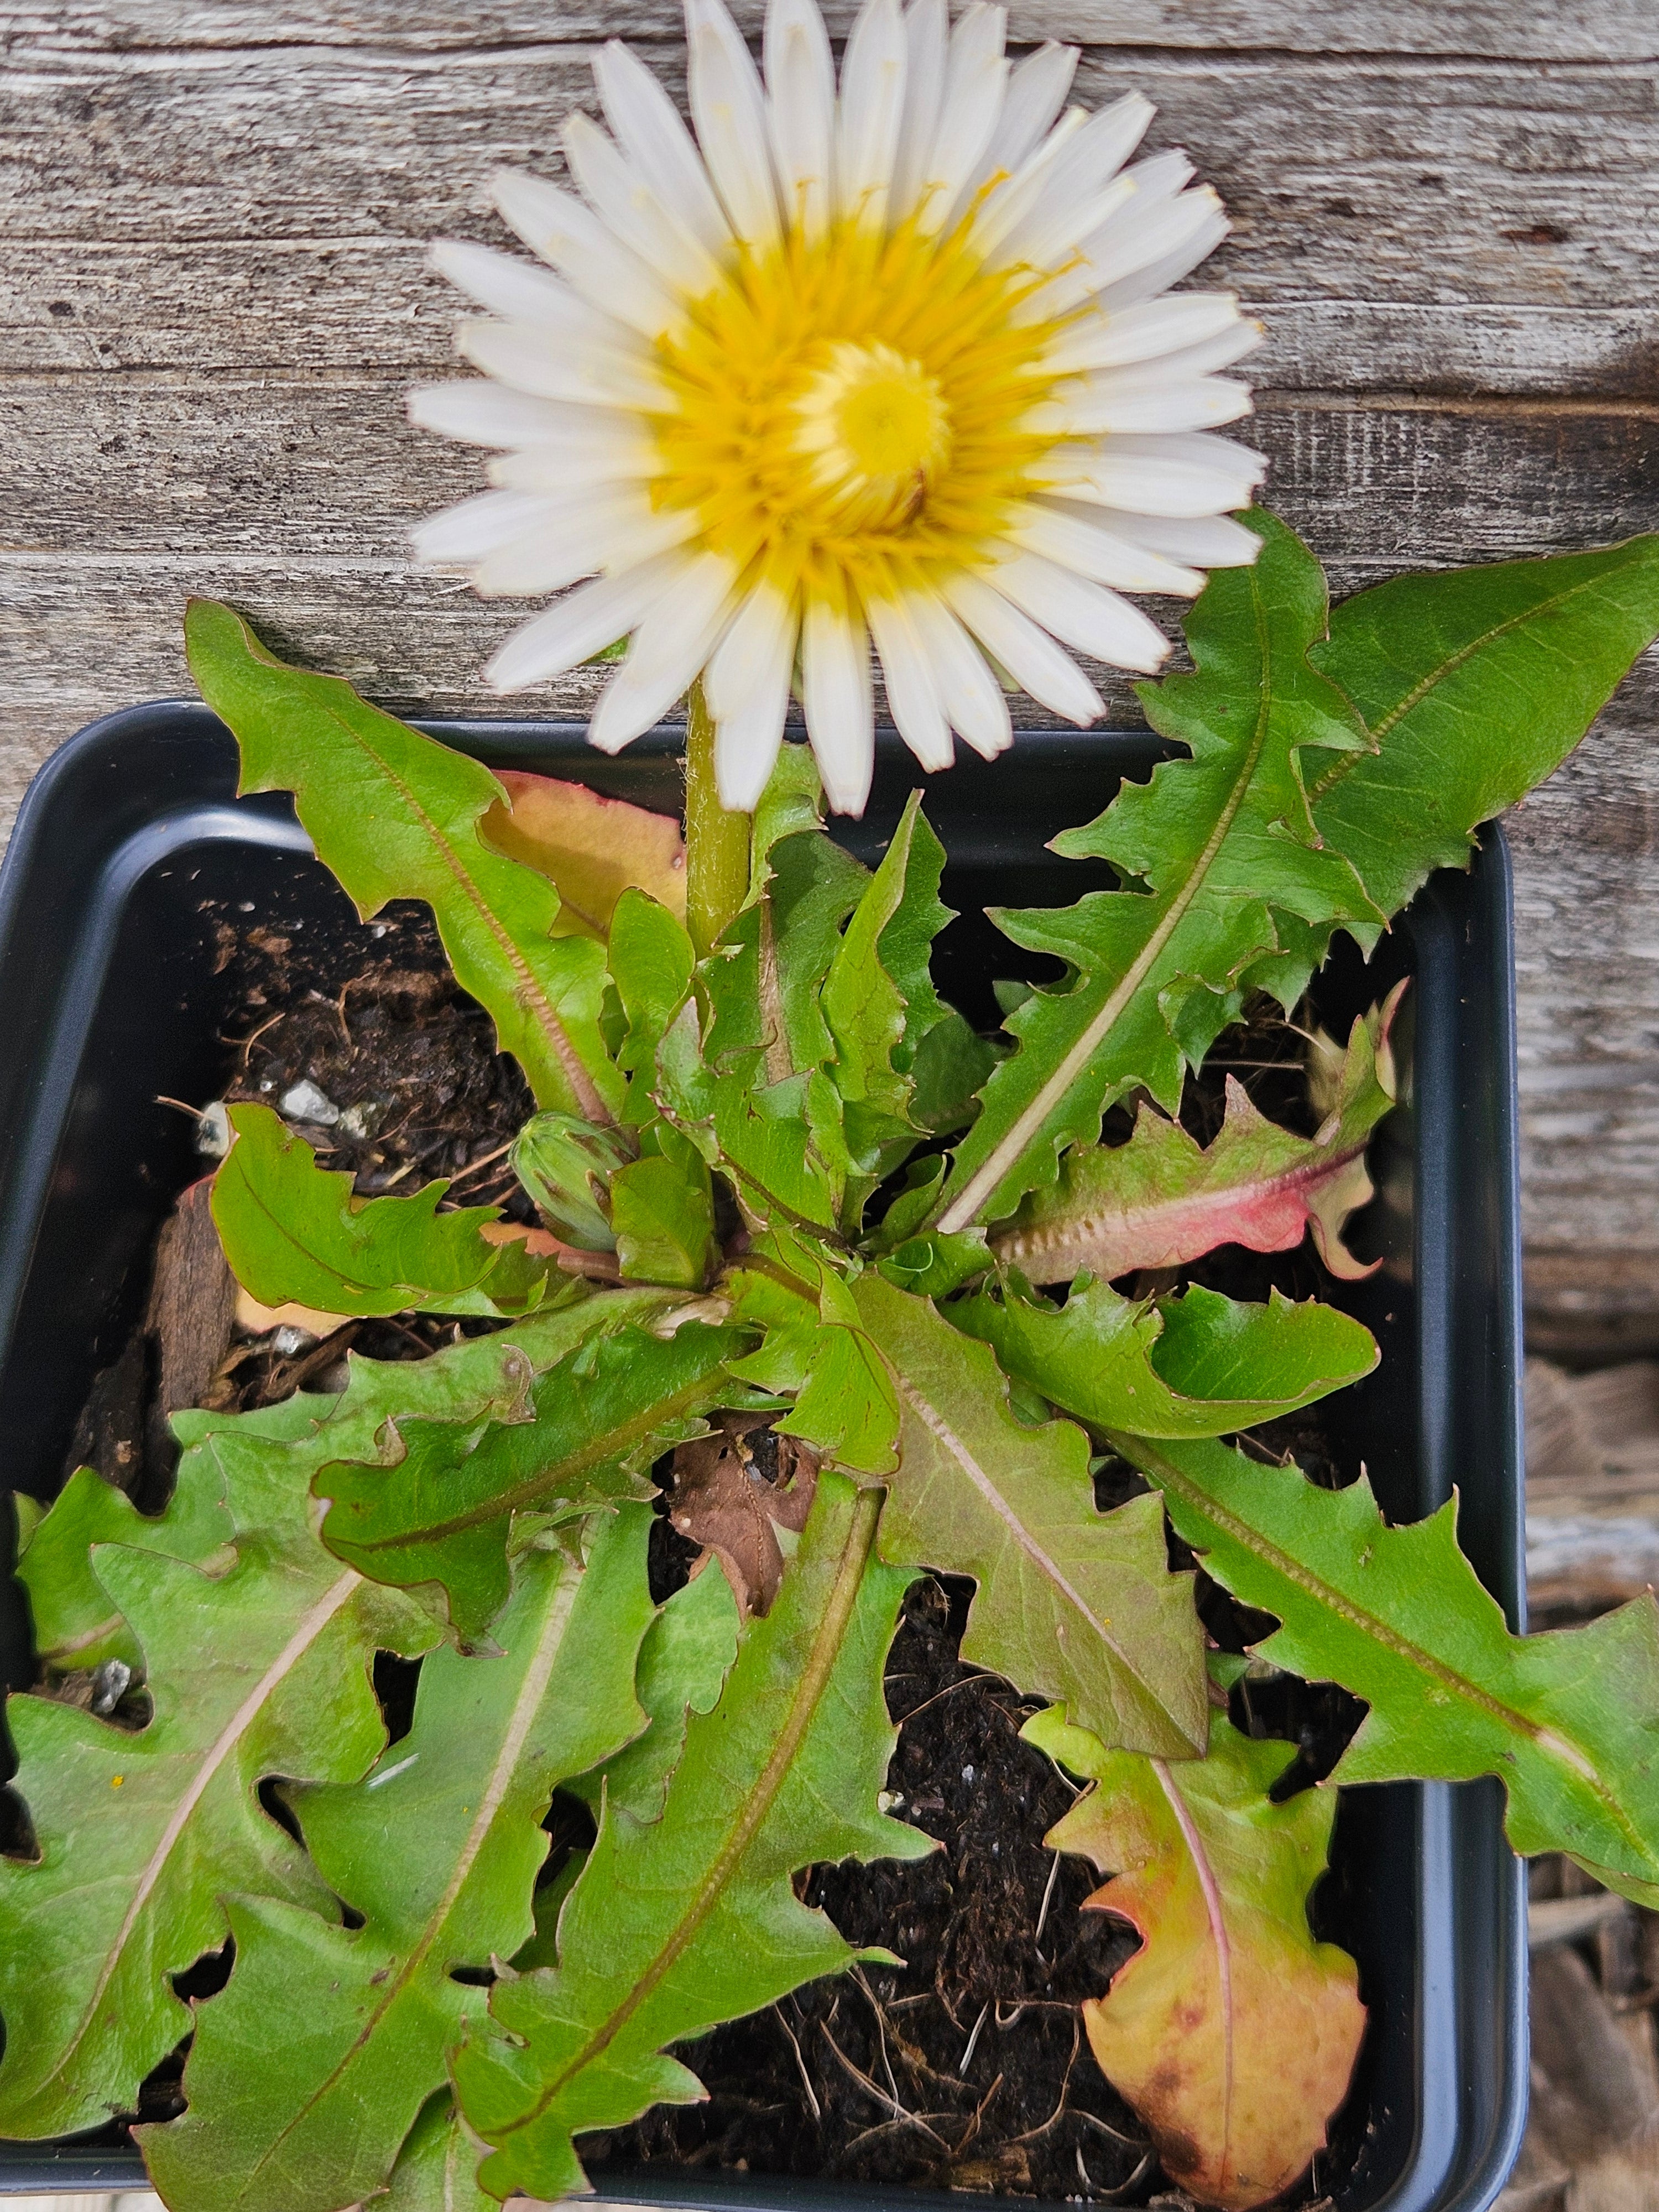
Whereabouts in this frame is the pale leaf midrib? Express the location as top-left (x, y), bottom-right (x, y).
top-left (316, 695), bottom-right (608, 1124)
top-left (347, 1363), bottom-right (723, 1551)
top-left (1305, 566), bottom-right (1627, 807)
top-left (874, 1316), bottom-right (1197, 1747)
top-left (30, 1566), bottom-right (362, 2106)
top-left (505, 1485), bottom-right (881, 2133)
top-left (1124, 1436), bottom-right (1651, 1869)
top-left (937, 596), bottom-right (1277, 1237)
top-left (240, 1559), bottom-right (581, 2197)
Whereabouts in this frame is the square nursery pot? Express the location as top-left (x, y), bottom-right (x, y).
top-left (0, 705), bottom-right (1528, 2209)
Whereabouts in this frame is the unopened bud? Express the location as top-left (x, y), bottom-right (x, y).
top-left (509, 1113), bottom-right (632, 1252)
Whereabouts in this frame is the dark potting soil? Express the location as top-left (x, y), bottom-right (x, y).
top-left (47, 907), bottom-right (1376, 2203)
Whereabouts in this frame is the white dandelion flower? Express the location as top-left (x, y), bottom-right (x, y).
top-left (410, 0), bottom-right (1265, 816)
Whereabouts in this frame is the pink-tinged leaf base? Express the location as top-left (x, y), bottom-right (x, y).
top-left (1026, 1708), bottom-right (1365, 2212)
top-left (993, 985), bottom-right (1402, 1286)
top-left (480, 770), bottom-right (687, 938)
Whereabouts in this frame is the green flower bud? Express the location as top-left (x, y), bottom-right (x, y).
top-left (509, 1112), bottom-right (633, 1251)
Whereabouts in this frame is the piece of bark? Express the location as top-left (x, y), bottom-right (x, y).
top-left (147, 1174), bottom-right (239, 1421)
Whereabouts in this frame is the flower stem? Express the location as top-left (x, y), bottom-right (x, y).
top-left (684, 680), bottom-right (750, 959)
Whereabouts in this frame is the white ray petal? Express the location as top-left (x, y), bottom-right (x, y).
top-left (687, 0), bottom-right (782, 249)
top-left (836, 0), bottom-right (908, 228)
top-left (1123, 147), bottom-right (1196, 205)
top-left (472, 489), bottom-right (697, 599)
top-left (1058, 371), bottom-right (1254, 437)
top-left (906, 588), bottom-right (1012, 758)
top-left (1010, 498), bottom-right (1205, 596)
top-left (457, 317), bottom-right (671, 413)
top-left (429, 240), bottom-right (593, 330)
top-left (594, 39), bottom-right (734, 258)
top-left (410, 489), bottom-right (559, 566)
top-left (888, 0), bottom-right (947, 222)
top-left (1066, 184), bottom-right (1229, 302)
top-left (802, 599), bottom-right (875, 816)
top-left (589, 551), bottom-right (743, 753)
top-left (707, 580), bottom-right (799, 808)
top-left (989, 551), bottom-right (1171, 674)
top-left (1039, 292), bottom-right (1247, 376)
top-left (765, 0), bottom-right (837, 240)
top-left (705, 575), bottom-right (795, 721)
top-left (491, 167), bottom-right (683, 340)
top-left (994, 170), bottom-right (1134, 275)
top-left (561, 112), bottom-right (724, 299)
top-left (407, 383), bottom-right (631, 451)
top-left (436, 241), bottom-right (645, 359)
top-left (1083, 509), bottom-right (1263, 566)
top-left (1091, 210), bottom-right (1235, 312)
top-left (992, 92), bottom-right (1151, 262)
top-left (488, 434), bottom-right (665, 489)
top-left (868, 594), bottom-right (954, 771)
top-left (484, 552), bottom-right (689, 691)
top-left (941, 571), bottom-right (1104, 726)
top-left (1048, 431), bottom-right (1266, 518)
top-left (913, 2), bottom-right (1009, 235)
top-left (967, 102), bottom-right (1084, 259)
top-left (977, 38), bottom-right (1076, 178)
top-left (715, 686), bottom-right (791, 811)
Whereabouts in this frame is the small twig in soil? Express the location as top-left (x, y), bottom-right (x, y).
top-left (445, 1136), bottom-right (518, 1187)
top-left (1091, 2148), bottom-right (1157, 2201)
top-left (818, 2021), bottom-right (948, 2149)
top-left (887, 1669), bottom-right (1000, 1727)
top-left (770, 2002), bottom-right (821, 2122)
top-left (958, 2001), bottom-right (991, 2075)
top-left (951, 2070), bottom-right (1004, 2158)
top-left (1010, 2016), bottom-right (1081, 2146)
top-left (1034, 1849), bottom-right (1062, 1953)
top-left (994, 2000), bottom-right (1027, 2030)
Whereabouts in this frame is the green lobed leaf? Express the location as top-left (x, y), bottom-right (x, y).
top-left (213, 1105), bottom-right (562, 1319)
top-left (954, 1277), bottom-right (1378, 1440)
top-left (1118, 1431), bottom-right (1659, 1906)
top-left (727, 1230), bottom-right (901, 1476)
top-left (1310, 533), bottom-right (1659, 927)
top-left (377, 2094), bottom-right (495, 2212)
top-left (450, 1473), bottom-right (930, 2201)
top-left (1027, 1707), bottom-right (1365, 2212)
top-left (933, 513), bottom-right (1380, 1235)
top-left (569, 1554), bottom-right (740, 1825)
top-left (609, 887), bottom-right (697, 1129)
top-left (140, 1509), bottom-right (658, 2212)
top-left (611, 1129), bottom-right (720, 1291)
top-left (16, 1463), bottom-right (235, 1678)
top-left (992, 990), bottom-right (1401, 1285)
top-left (185, 600), bottom-right (622, 1120)
top-left (317, 1313), bottom-right (752, 1642)
top-left (0, 1417), bottom-right (439, 2137)
top-left (849, 1271), bottom-right (1207, 1755)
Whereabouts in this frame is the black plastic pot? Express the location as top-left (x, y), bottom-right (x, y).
top-left (0, 704), bottom-right (1527, 2208)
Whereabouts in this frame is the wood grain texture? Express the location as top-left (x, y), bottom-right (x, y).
top-left (3, 0), bottom-right (1657, 1336)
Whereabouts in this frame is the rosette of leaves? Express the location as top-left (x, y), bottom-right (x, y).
top-left (5, 512), bottom-right (1659, 2212)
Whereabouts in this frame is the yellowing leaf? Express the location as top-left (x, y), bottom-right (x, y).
top-left (1027, 1708), bottom-right (1365, 2212)
top-left (480, 769), bottom-right (687, 938)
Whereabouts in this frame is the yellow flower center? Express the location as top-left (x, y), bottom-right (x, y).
top-left (651, 214), bottom-right (1071, 608)
top-left (794, 341), bottom-right (953, 530)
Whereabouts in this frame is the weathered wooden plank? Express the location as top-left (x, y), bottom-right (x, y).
top-left (4, 0), bottom-right (1655, 61)
top-left (3, 45), bottom-right (1652, 319)
top-left (10, 240), bottom-right (1657, 401)
top-left (8, 373), bottom-right (1653, 565)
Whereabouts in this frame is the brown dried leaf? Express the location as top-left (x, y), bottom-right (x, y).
top-left (667, 1416), bottom-right (821, 1618)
